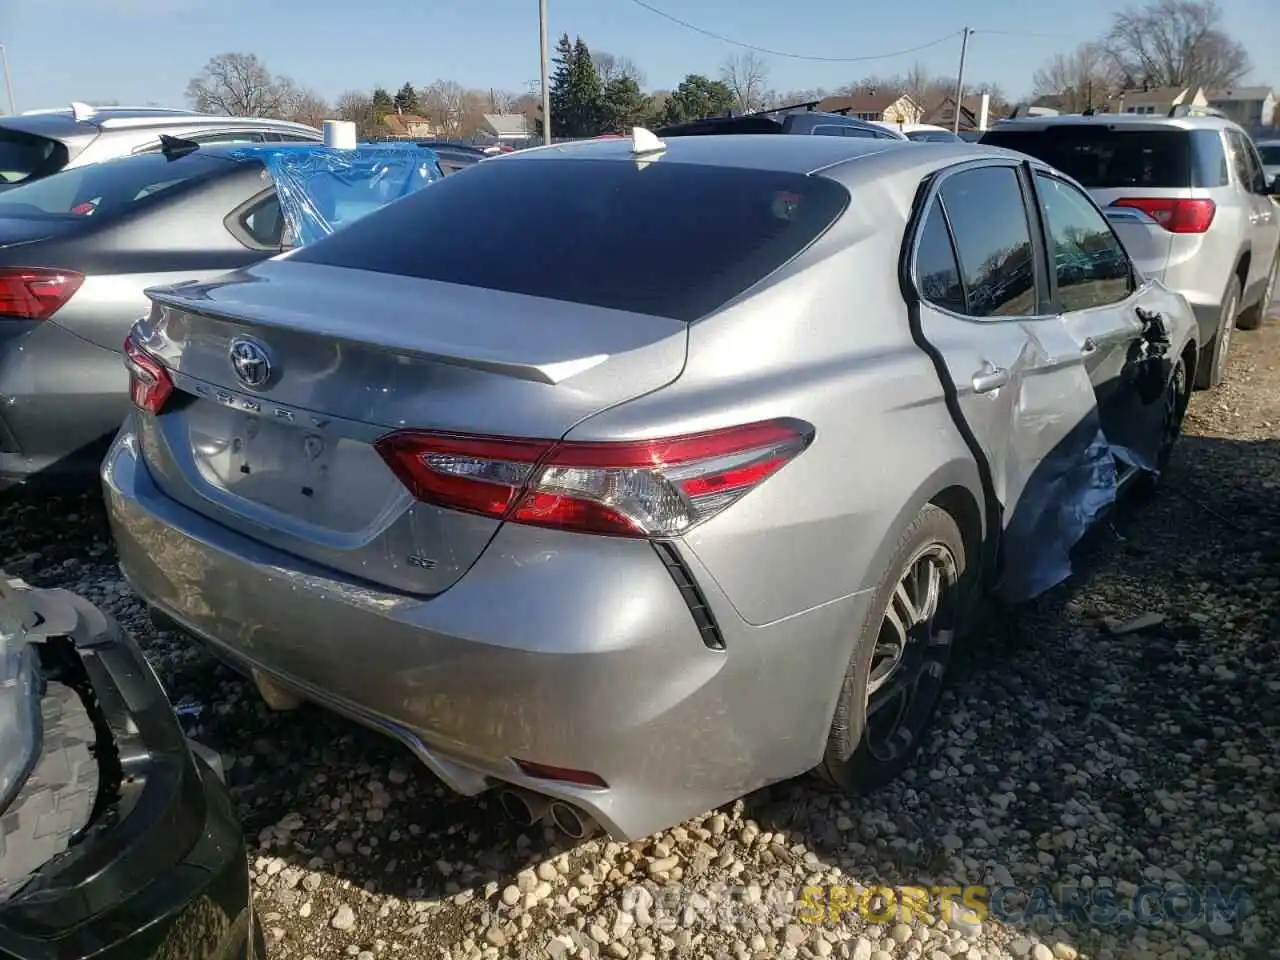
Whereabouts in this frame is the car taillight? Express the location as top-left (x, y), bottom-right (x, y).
top-left (123, 332), bottom-right (174, 415)
top-left (0, 267), bottom-right (84, 321)
top-left (374, 418), bottom-right (814, 538)
top-left (1109, 198), bottom-right (1216, 234)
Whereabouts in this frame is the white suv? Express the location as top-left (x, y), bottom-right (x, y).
top-left (983, 114), bottom-right (1280, 389)
top-left (0, 103), bottom-right (321, 191)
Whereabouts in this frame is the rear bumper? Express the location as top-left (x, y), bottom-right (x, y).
top-left (0, 320), bottom-right (128, 487)
top-left (0, 582), bottom-right (255, 960)
top-left (102, 419), bottom-right (871, 840)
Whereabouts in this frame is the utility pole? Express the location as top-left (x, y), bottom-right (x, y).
top-left (538, 0), bottom-right (551, 144)
top-left (0, 45), bottom-right (15, 116)
top-left (951, 27), bottom-right (972, 135)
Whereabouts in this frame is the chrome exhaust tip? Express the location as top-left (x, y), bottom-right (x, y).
top-left (549, 800), bottom-right (599, 840)
top-left (498, 788), bottom-right (550, 827)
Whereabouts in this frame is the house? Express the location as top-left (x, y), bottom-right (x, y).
top-left (1114, 86), bottom-right (1206, 116)
top-left (816, 89), bottom-right (922, 124)
top-left (922, 94), bottom-right (993, 131)
top-left (1206, 87), bottom-right (1276, 128)
top-left (481, 113), bottom-right (531, 142)
top-left (382, 113), bottom-right (436, 138)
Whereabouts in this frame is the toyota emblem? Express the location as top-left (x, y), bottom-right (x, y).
top-left (228, 337), bottom-right (273, 389)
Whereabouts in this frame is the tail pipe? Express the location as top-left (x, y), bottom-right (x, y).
top-left (549, 800), bottom-right (600, 840)
top-left (498, 788), bottom-right (550, 827)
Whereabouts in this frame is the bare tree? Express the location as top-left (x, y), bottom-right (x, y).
top-left (185, 53), bottom-right (296, 117)
top-left (335, 90), bottom-right (379, 138)
top-left (1104, 0), bottom-right (1249, 89)
top-left (594, 52), bottom-right (646, 88)
top-left (720, 52), bottom-right (770, 113)
top-left (421, 79), bottom-right (469, 137)
top-left (281, 87), bottom-right (329, 128)
top-left (1032, 43), bottom-right (1118, 110)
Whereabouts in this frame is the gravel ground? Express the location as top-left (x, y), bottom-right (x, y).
top-left (3, 312), bottom-right (1278, 960)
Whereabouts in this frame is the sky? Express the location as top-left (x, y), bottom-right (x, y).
top-left (2, 0), bottom-right (1277, 112)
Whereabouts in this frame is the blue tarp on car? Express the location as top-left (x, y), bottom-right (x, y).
top-left (225, 142), bottom-right (443, 247)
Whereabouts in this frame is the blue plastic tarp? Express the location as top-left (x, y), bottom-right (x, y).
top-left (226, 143), bottom-right (443, 247)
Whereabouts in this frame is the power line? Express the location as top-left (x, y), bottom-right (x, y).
top-left (622, 0), bottom-right (963, 63)
top-left (971, 28), bottom-right (1075, 40)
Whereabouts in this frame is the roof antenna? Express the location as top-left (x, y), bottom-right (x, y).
top-left (630, 126), bottom-right (666, 157)
top-left (158, 133), bottom-right (201, 161)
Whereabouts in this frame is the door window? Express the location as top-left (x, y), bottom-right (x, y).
top-left (1226, 131), bottom-right (1257, 190)
top-left (914, 200), bottom-right (966, 313)
top-left (1034, 173), bottom-right (1133, 312)
top-left (938, 166), bottom-right (1038, 318)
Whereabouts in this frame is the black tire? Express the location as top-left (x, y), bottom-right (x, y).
top-left (818, 503), bottom-right (966, 792)
top-left (1131, 350), bottom-right (1190, 500)
top-left (0, 680), bottom-right (99, 904)
top-left (1236, 248), bottom-right (1278, 331)
top-left (1196, 276), bottom-right (1240, 390)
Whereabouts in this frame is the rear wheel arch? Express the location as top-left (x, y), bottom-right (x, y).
top-left (930, 485), bottom-right (983, 581)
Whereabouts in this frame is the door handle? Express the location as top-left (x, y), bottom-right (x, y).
top-left (971, 365), bottom-right (1010, 394)
top-left (1080, 337), bottom-right (1098, 355)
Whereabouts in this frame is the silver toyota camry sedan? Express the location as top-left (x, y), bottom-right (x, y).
top-left (102, 131), bottom-right (1199, 841)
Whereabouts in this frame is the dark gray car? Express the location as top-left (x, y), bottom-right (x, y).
top-left (0, 145), bottom-right (300, 488)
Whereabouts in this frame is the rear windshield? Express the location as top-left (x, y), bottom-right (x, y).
top-left (288, 157), bottom-right (850, 322)
top-left (0, 128), bottom-right (69, 186)
top-left (1260, 143), bottom-right (1280, 165)
top-left (980, 128), bottom-right (1222, 188)
top-left (0, 151), bottom-right (240, 219)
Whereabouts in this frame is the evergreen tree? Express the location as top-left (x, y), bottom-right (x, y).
top-left (601, 75), bottom-right (652, 133)
top-left (661, 74), bottom-right (735, 125)
top-left (372, 87), bottom-right (394, 122)
top-left (393, 82), bottom-right (420, 115)
top-left (547, 34), bottom-right (606, 137)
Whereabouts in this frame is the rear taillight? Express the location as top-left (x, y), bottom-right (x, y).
top-left (374, 418), bottom-right (814, 538)
top-left (1109, 198), bottom-right (1216, 234)
top-left (0, 267), bottom-right (84, 321)
top-left (123, 332), bottom-right (174, 415)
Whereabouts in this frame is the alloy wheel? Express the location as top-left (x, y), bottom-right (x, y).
top-left (863, 542), bottom-right (959, 763)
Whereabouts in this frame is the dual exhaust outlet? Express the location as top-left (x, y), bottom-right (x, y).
top-left (497, 787), bottom-right (599, 840)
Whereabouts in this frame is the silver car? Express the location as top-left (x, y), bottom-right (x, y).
top-left (982, 115), bottom-right (1280, 390)
top-left (103, 134), bottom-right (1198, 841)
top-left (0, 104), bottom-right (320, 191)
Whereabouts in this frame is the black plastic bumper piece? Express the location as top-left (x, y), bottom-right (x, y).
top-left (0, 579), bottom-right (254, 960)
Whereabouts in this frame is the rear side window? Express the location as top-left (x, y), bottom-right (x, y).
top-left (0, 151), bottom-right (236, 218)
top-left (288, 158), bottom-right (851, 322)
top-left (0, 128), bottom-right (68, 185)
top-left (1260, 144), bottom-right (1280, 165)
top-left (914, 201), bottom-right (965, 313)
top-left (980, 128), bottom-right (1227, 189)
top-left (938, 166), bottom-right (1038, 318)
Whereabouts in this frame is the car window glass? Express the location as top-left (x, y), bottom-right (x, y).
top-left (980, 129), bottom-right (1195, 188)
top-left (288, 158), bottom-right (851, 323)
top-left (939, 166), bottom-right (1037, 318)
top-left (915, 199), bottom-right (965, 313)
top-left (1226, 132), bottom-right (1255, 189)
top-left (812, 125), bottom-right (847, 137)
top-left (1241, 139), bottom-right (1268, 192)
top-left (194, 131), bottom-right (266, 145)
top-left (1259, 144), bottom-right (1280, 166)
top-left (1034, 173), bottom-right (1132, 312)
top-left (0, 151), bottom-right (234, 218)
top-left (238, 192), bottom-right (285, 247)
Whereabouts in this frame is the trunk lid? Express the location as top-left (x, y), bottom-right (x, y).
top-left (134, 259), bottom-right (689, 595)
top-left (1093, 188), bottom-right (1179, 282)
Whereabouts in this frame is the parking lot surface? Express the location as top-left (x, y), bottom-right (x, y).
top-left (2, 311), bottom-right (1278, 960)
